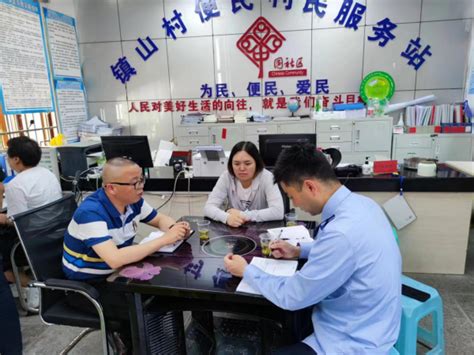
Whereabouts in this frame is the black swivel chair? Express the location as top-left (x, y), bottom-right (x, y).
top-left (10, 193), bottom-right (111, 354)
top-left (278, 184), bottom-right (291, 214)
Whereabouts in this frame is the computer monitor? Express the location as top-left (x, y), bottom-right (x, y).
top-left (258, 134), bottom-right (316, 167)
top-left (101, 135), bottom-right (154, 168)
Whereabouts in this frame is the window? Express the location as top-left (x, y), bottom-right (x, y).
top-left (0, 110), bottom-right (59, 149)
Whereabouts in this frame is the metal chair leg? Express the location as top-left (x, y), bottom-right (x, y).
top-left (89, 296), bottom-right (109, 355)
top-left (10, 241), bottom-right (28, 312)
top-left (59, 328), bottom-right (95, 355)
top-left (10, 241), bottom-right (39, 314)
top-left (32, 283), bottom-right (111, 355)
top-left (57, 326), bottom-right (112, 355)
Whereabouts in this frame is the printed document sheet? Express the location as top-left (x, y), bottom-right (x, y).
top-left (267, 225), bottom-right (313, 246)
top-left (139, 230), bottom-right (183, 253)
top-left (236, 257), bottom-right (298, 295)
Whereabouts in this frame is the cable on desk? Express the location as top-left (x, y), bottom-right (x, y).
top-left (187, 171), bottom-right (191, 215)
top-left (156, 169), bottom-right (185, 211)
top-left (68, 167), bottom-right (96, 204)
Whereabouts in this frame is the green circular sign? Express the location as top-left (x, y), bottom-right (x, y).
top-left (360, 71), bottom-right (395, 103)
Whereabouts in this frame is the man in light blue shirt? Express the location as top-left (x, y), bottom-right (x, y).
top-left (224, 144), bottom-right (401, 354)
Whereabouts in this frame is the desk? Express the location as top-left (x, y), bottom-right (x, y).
top-left (107, 218), bottom-right (312, 354)
top-left (62, 164), bottom-right (474, 193)
top-left (66, 164), bottom-right (474, 274)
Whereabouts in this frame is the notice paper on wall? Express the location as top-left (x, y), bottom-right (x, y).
top-left (236, 257), bottom-right (298, 295)
top-left (382, 194), bottom-right (417, 230)
top-left (43, 8), bottom-right (82, 80)
top-left (56, 80), bottom-right (87, 143)
top-left (0, 0), bottom-right (54, 114)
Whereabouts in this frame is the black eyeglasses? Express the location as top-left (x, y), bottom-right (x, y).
top-left (108, 175), bottom-right (146, 190)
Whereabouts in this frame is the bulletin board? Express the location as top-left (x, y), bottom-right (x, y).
top-left (55, 80), bottom-right (87, 143)
top-left (43, 7), bottom-right (81, 80)
top-left (43, 7), bottom-right (86, 142)
top-left (0, 0), bottom-right (54, 114)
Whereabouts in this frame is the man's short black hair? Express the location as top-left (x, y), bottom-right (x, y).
top-left (7, 136), bottom-right (42, 167)
top-left (227, 141), bottom-right (264, 177)
top-left (273, 143), bottom-right (338, 188)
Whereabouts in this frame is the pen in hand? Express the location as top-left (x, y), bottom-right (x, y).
top-left (277, 229), bottom-right (283, 240)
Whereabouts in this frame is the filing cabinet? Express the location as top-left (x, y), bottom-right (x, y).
top-left (316, 117), bottom-right (392, 164)
top-left (392, 133), bottom-right (473, 163)
top-left (176, 120), bottom-right (316, 151)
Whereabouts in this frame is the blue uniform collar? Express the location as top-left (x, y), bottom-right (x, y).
top-left (321, 185), bottom-right (351, 222)
top-left (98, 188), bottom-right (124, 218)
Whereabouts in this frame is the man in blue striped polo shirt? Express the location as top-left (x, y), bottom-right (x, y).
top-left (63, 157), bottom-right (190, 280)
top-left (63, 157), bottom-right (190, 351)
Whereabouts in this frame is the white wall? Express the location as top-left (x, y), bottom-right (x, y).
top-left (72, 0), bottom-right (473, 150)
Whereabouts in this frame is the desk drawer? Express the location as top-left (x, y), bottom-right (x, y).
top-left (318, 131), bottom-right (352, 142)
top-left (317, 120), bottom-right (353, 132)
top-left (244, 124), bottom-right (278, 136)
top-left (394, 135), bottom-right (433, 149)
top-left (178, 136), bottom-right (209, 146)
top-left (279, 121), bottom-right (316, 134)
top-left (176, 126), bottom-right (209, 137)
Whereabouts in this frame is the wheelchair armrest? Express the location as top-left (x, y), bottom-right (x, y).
top-left (37, 278), bottom-right (100, 300)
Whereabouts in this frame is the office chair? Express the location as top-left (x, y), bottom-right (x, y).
top-left (278, 184), bottom-right (291, 214)
top-left (10, 193), bottom-right (111, 354)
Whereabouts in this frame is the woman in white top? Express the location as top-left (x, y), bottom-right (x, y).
top-left (204, 141), bottom-right (284, 227)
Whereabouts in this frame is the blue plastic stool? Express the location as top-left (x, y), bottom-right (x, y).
top-left (392, 227), bottom-right (400, 245)
top-left (389, 346), bottom-right (400, 355)
top-left (396, 275), bottom-right (445, 355)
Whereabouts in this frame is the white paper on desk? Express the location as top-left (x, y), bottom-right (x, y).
top-left (236, 257), bottom-right (298, 295)
top-left (139, 230), bottom-right (183, 253)
top-left (153, 140), bottom-right (175, 167)
top-left (267, 225), bottom-right (313, 246)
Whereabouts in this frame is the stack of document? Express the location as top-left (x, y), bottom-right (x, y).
top-left (272, 116), bottom-right (301, 121)
top-left (236, 257), bottom-right (298, 295)
top-left (234, 114), bottom-right (248, 123)
top-left (267, 225), bottom-right (313, 246)
top-left (79, 116), bottom-right (109, 133)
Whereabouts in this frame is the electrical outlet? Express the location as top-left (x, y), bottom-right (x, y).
top-left (184, 168), bottom-right (193, 179)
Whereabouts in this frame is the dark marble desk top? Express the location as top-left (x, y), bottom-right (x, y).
top-left (107, 218), bottom-right (294, 301)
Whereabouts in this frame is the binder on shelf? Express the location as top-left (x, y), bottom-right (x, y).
top-left (440, 123), bottom-right (472, 133)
